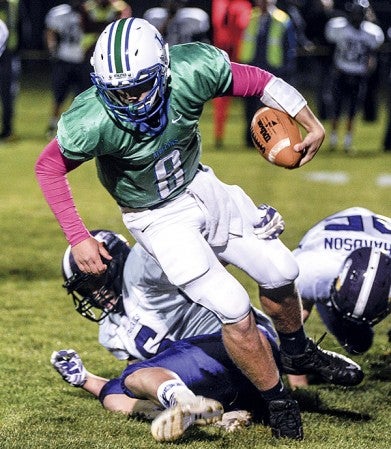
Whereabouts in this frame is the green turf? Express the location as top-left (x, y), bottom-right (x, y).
top-left (0, 81), bottom-right (390, 448)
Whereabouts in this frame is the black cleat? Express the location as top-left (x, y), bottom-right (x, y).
top-left (280, 335), bottom-right (364, 386)
top-left (268, 399), bottom-right (303, 440)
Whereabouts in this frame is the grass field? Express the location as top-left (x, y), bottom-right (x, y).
top-left (0, 74), bottom-right (390, 448)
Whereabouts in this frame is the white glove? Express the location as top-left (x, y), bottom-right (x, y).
top-left (50, 349), bottom-right (87, 387)
top-left (254, 204), bottom-right (285, 240)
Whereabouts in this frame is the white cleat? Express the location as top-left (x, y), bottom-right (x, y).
top-left (151, 396), bottom-right (224, 442)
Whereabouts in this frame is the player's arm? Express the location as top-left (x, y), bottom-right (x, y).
top-left (35, 139), bottom-right (111, 274)
top-left (227, 62), bottom-right (325, 166)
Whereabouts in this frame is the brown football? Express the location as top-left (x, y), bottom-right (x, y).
top-left (250, 107), bottom-right (303, 169)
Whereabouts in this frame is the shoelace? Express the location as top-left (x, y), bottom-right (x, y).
top-left (315, 332), bottom-right (327, 346)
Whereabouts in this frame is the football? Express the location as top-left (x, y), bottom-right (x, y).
top-left (250, 107), bottom-right (303, 169)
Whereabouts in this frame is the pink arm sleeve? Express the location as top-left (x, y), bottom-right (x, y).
top-left (35, 139), bottom-right (91, 246)
top-left (228, 62), bottom-right (274, 97)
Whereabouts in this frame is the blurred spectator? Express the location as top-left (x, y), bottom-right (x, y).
top-left (361, 2), bottom-right (382, 123)
top-left (279, 0), bottom-right (315, 53)
top-left (300, 0), bottom-right (340, 120)
top-left (143, 0), bottom-right (210, 46)
top-left (80, 0), bottom-right (131, 61)
top-left (211, 0), bottom-right (252, 148)
top-left (44, 1), bottom-right (90, 139)
top-left (240, 0), bottom-right (297, 147)
top-left (325, 0), bottom-right (384, 152)
top-left (0, 18), bottom-right (8, 56)
top-left (0, 0), bottom-right (21, 142)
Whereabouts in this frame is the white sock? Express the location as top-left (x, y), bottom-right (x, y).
top-left (344, 133), bottom-right (352, 148)
top-left (330, 132), bottom-right (338, 146)
top-left (157, 379), bottom-right (196, 408)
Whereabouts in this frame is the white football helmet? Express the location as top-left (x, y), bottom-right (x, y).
top-left (62, 230), bottom-right (130, 322)
top-left (91, 18), bottom-right (170, 135)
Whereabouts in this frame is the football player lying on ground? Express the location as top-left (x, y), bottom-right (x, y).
top-left (35, 17), bottom-right (362, 441)
top-left (53, 215), bottom-right (363, 441)
top-left (286, 207), bottom-right (391, 388)
top-left (51, 327), bottom-right (279, 442)
top-left (55, 224), bottom-right (297, 441)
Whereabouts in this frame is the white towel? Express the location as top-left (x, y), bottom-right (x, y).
top-left (187, 165), bottom-right (257, 247)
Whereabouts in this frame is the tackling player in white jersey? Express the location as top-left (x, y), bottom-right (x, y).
top-left (290, 207), bottom-right (391, 386)
top-left (54, 226), bottom-right (286, 441)
top-left (61, 228), bottom-right (277, 361)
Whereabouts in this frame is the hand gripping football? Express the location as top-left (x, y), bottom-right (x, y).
top-left (250, 107), bottom-right (303, 169)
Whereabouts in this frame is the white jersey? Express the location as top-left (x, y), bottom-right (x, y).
top-left (45, 4), bottom-right (85, 64)
top-left (293, 207), bottom-right (391, 303)
top-left (325, 17), bottom-right (384, 76)
top-left (99, 243), bottom-right (275, 360)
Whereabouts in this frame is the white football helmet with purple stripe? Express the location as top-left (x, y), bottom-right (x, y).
top-left (90, 18), bottom-right (170, 135)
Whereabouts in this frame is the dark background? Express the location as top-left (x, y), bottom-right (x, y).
top-left (16, 0), bottom-right (391, 91)
top-left (18, 0), bottom-right (212, 52)
top-left (17, 1), bottom-right (391, 53)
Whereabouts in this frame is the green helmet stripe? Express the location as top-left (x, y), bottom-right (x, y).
top-left (113, 19), bottom-right (126, 73)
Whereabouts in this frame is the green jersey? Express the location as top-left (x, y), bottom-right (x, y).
top-left (57, 42), bottom-right (232, 208)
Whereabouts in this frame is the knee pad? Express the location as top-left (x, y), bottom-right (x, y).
top-left (224, 238), bottom-right (299, 289)
top-left (183, 268), bottom-right (251, 324)
top-left (260, 243), bottom-right (299, 289)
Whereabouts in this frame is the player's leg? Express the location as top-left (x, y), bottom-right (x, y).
top-left (122, 197), bottom-right (302, 439)
top-left (121, 340), bottom-right (229, 442)
top-left (213, 96), bottom-right (231, 147)
top-left (121, 331), bottom-right (293, 440)
top-left (329, 71), bottom-right (344, 149)
top-left (344, 75), bottom-right (365, 152)
top-left (219, 234), bottom-right (364, 386)
top-left (0, 50), bottom-right (13, 138)
top-left (47, 60), bottom-right (67, 138)
top-left (180, 266), bottom-right (303, 439)
top-left (121, 338), bottom-right (235, 407)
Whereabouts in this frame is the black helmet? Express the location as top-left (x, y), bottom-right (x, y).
top-left (62, 230), bottom-right (131, 322)
top-left (330, 247), bottom-right (391, 326)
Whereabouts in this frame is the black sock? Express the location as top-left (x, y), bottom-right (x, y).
top-left (278, 327), bottom-right (307, 355)
top-left (261, 378), bottom-right (289, 402)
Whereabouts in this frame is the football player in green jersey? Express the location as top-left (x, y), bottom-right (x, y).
top-left (36, 17), bottom-right (363, 440)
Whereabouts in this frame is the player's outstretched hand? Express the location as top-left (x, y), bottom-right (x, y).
top-left (71, 236), bottom-right (112, 275)
top-left (293, 106), bottom-right (325, 167)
